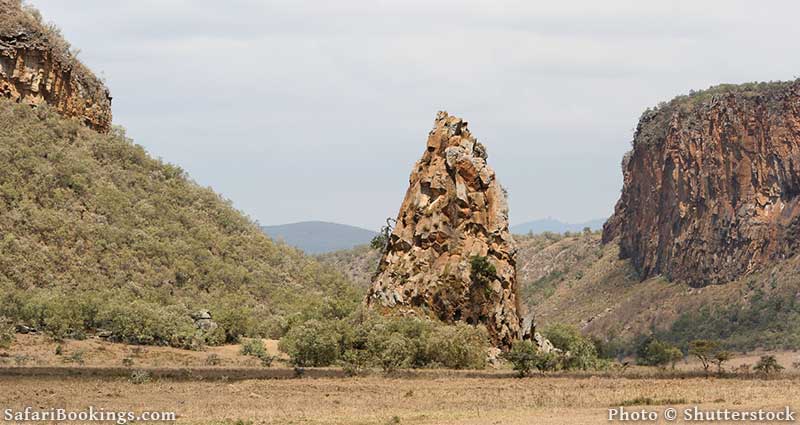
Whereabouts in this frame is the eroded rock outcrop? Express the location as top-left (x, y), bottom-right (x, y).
top-left (0, 1), bottom-right (111, 132)
top-left (603, 81), bottom-right (800, 286)
top-left (366, 111), bottom-right (522, 348)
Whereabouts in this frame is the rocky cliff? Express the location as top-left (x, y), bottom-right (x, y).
top-left (365, 111), bottom-right (522, 348)
top-left (603, 80), bottom-right (800, 286)
top-left (0, 0), bottom-right (111, 132)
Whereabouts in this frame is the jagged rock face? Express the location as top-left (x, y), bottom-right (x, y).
top-left (603, 81), bottom-right (800, 286)
top-left (366, 111), bottom-right (522, 348)
top-left (0, 6), bottom-right (112, 132)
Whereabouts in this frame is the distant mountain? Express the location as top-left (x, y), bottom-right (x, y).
top-left (510, 218), bottom-right (605, 235)
top-left (262, 221), bottom-right (378, 254)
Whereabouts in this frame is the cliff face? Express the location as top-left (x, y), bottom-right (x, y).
top-left (604, 81), bottom-right (800, 286)
top-left (0, 2), bottom-right (111, 132)
top-left (366, 112), bottom-right (522, 348)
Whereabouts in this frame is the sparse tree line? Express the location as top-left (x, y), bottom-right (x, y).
top-left (0, 301), bottom-right (793, 378)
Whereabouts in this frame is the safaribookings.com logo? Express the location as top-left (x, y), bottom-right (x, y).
top-left (3, 406), bottom-right (176, 424)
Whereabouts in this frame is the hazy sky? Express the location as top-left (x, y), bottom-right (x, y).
top-left (32, 0), bottom-right (800, 230)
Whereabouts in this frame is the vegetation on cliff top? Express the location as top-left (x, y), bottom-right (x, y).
top-left (0, 100), bottom-right (360, 346)
top-left (0, 0), bottom-right (108, 100)
top-left (633, 79), bottom-right (799, 147)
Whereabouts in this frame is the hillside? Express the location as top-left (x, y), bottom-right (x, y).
top-left (261, 221), bottom-right (377, 254)
top-left (0, 100), bottom-right (359, 346)
top-left (323, 229), bottom-right (800, 353)
top-left (510, 218), bottom-right (605, 235)
top-left (315, 244), bottom-right (380, 289)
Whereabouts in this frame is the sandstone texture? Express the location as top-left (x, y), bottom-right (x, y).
top-left (604, 81), bottom-right (800, 286)
top-left (365, 111), bottom-right (522, 348)
top-left (0, 2), bottom-right (111, 132)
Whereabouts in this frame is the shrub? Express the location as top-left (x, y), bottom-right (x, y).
top-left (372, 333), bottom-right (414, 373)
top-left (425, 323), bottom-right (488, 369)
top-left (753, 355), bottom-right (783, 376)
top-left (210, 298), bottom-right (254, 343)
top-left (239, 339), bottom-right (274, 367)
top-left (503, 340), bottom-right (539, 377)
top-left (341, 349), bottom-right (370, 376)
top-left (279, 320), bottom-right (340, 367)
top-left (130, 370), bottom-right (151, 384)
top-left (95, 300), bottom-right (196, 349)
top-left (0, 318), bottom-right (14, 349)
top-left (543, 324), bottom-right (600, 370)
top-left (636, 337), bottom-right (683, 368)
top-left (470, 256), bottom-right (497, 293)
top-left (122, 357), bottom-right (134, 367)
top-left (63, 350), bottom-right (85, 365)
top-left (205, 354), bottom-right (221, 366)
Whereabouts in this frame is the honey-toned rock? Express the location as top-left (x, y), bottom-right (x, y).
top-left (0, 1), bottom-right (111, 132)
top-left (366, 111), bottom-right (522, 348)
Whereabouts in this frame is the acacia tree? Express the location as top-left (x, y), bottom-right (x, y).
top-left (753, 355), bottom-right (784, 376)
top-left (712, 351), bottom-right (732, 374)
top-left (689, 339), bottom-right (720, 374)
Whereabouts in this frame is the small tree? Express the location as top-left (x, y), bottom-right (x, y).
top-left (689, 339), bottom-right (719, 374)
top-left (666, 347), bottom-right (684, 370)
top-left (370, 218), bottom-right (395, 251)
top-left (636, 337), bottom-right (681, 369)
top-left (712, 351), bottom-right (732, 374)
top-left (753, 355), bottom-right (784, 376)
top-left (503, 341), bottom-right (538, 377)
top-left (544, 324), bottom-right (599, 370)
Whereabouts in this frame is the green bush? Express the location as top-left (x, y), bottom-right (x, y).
top-left (753, 355), bottom-right (783, 376)
top-left (239, 339), bottom-right (273, 366)
top-left (371, 332), bottom-right (415, 373)
top-left (278, 320), bottom-right (340, 367)
top-left (636, 337), bottom-right (683, 368)
top-left (502, 340), bottom-right (539, 377)
top-left (0, 318), bottom-right (14, 349)
top-left (543, 324), bottom-right (600, 370)
top-left (278, 311), bottom-right (492, 372)
top-left (341, 349), bottom-right (369, 376)
top-left (425, 323), bottom-right (487, 369)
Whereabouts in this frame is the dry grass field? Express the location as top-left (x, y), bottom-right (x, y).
top-left (3, 335), bottom-right (800, 424)
top-left (2, 375), bottom-right (799, 424)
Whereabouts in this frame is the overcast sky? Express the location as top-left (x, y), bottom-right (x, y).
top-left (32, 0), bottom-right (800, 230)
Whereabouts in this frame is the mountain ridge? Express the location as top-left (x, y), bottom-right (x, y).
top-left (261, 221), bottom-right (377, 254)
top-left (511, 218), bottom-right (605, 235)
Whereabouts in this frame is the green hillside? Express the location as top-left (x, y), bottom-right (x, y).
top-left (0, 101), bottom-right (359, 347)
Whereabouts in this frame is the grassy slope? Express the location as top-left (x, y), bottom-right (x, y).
top-left (316, 244), bottom-right (381, 290)
top-left (0, 101), bottom-right (359, 342)
top-left (322, 231), bottom-right (800, 352)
